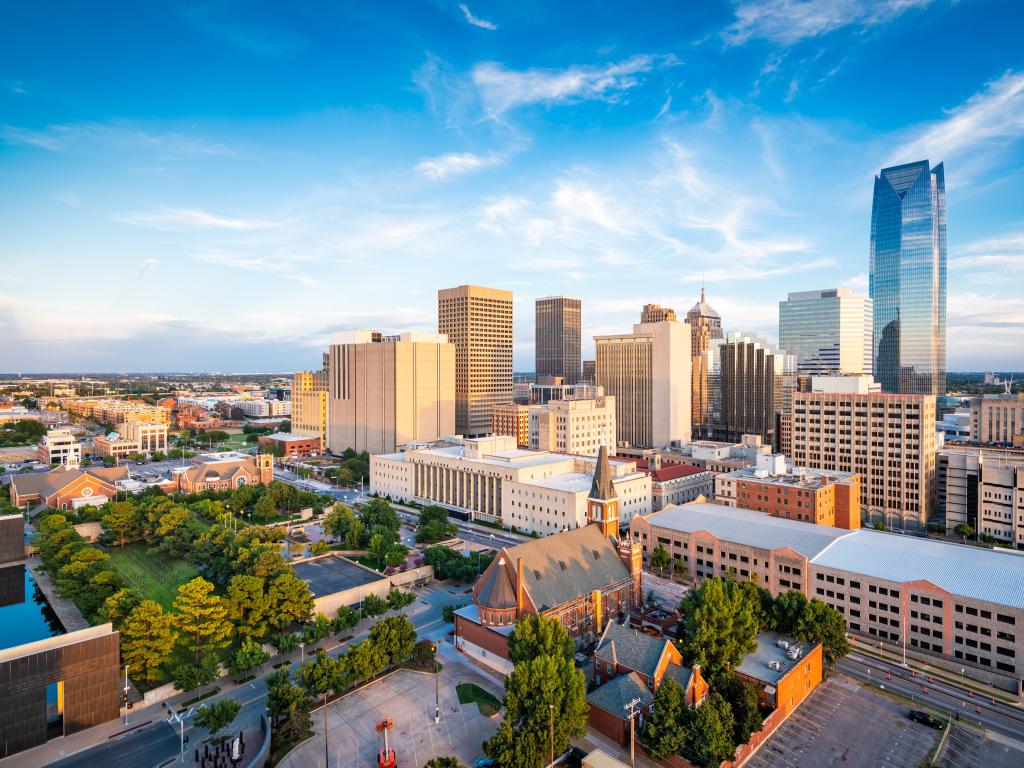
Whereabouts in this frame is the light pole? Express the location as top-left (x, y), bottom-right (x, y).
top-left (961, 668), bottom-right (965, 689)
top-left (300, 642), bottom-right (305, 666)
top-left (123, 664), bottom-right (130, 725)
top-left (549, 704), bottom-right (554, 768)
top-left (623, 697), bottom-right (643, 768)
top-left (162, 703), bottom-right (194, 763)
top-left (433, 642), bottom-right (440, 724)
top-left (322, 691), bottom-right (330, 768)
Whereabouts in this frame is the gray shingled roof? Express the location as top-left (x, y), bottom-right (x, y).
top-left (505, 525), bottom-right (630, 613)
top-left (11, 466), bottom-right (128, 500)
top-left (587, 671), bottom-right (651, 716)
top-left (595, 622), bottom-right (666, 680)
top-left (664, 664), bottom-right (694, 692)
top-left (477, 564), bottom-right (518, 609)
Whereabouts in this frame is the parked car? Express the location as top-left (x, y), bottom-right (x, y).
top-left (909, 710), bottom-right (944, 730)
top-left (474, 759), bottom-right (496, 768)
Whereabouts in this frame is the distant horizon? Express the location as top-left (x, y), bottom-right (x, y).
top-left (2, 370), bottom-right (1022, 379)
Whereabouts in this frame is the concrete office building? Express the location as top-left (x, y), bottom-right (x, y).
top-left (640, 304), bottom-right (677, 323)
top-left (438, 284), bottom-right (513, 438)
top-left (646, 463), bottom-right (715, 511)
top-left (36, 428), bottom-right (81, 467)
top-left (582, 360), bottom-right (596, 384)
top-left (686, 288), bottom-right (723, 438)
top-left (970, 392), bottom-right (1024, 446)
top-left (938, 445), bottom-right (1024, 546)
top-left (632, 503), bottom-right (1024, 693)
top-left (536, 296), bottom-right (582, 384)
top-left (327, 330), bottom-right (455, 455)
top-left (92, 421), bottom-right (168, 459)
top-left (789, 380), bottom-right (936, 529)
top-left (704, 332), bottom-right (796, 451)
top-left (292, 367), bottom-right (328, 445)
top-left (528, 386), bottom-right (617, 457)
top-left (370, 435), bottom-right (650, 535)
top-left (779, 288), bottom-right (873, 375)
top-left (594, 320), bottom-right (691, 449)
top-left (714, 453), bottom-right (861, 530)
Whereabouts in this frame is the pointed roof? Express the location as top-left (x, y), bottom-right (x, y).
top-left (477, 558), bottom-right (518, 610)
top-left (687, 287), bottom-right (720, 320)
top-left (589, 445), bottom-right (617, 501)
top-left (879, 160), bottom-right (929, 198)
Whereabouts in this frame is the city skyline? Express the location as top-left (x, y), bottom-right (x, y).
top-left (3, 2), bottom-right (1024, 373)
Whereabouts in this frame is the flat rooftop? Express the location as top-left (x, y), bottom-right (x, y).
top-left (726, 467), bottom-right (858, 489)
top-left (292, 555), bottom-right (381, 598)
top-left (261, 432), bottom-right (316, 442)
top-left (735, 631), bottom-right (812, 687)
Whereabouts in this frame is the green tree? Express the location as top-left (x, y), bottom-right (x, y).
top-left (795, 599), bottom-right (850, 666)
top-left (102, 501), bottom-right (142, 548)
top-left (120, 600), bottom-right (178, 683)
top-left (335, 605), bottom-right (360, 631)
top-left (253, 494), bottom-right (276, 520)
top-left (361, 593), bottom-right (387, 617)
top-left (771, 589), bottom-right (809, 635)
top-left (508, 614), bottom-right (575, 666)
top-left (423, 758), bottom-right (465, 768)
top-left (194, 699), bottom-right (241, 736)
top-left (640, 676), bottom-right (689, 758)
top-left (310, 539), bottom-right (330, 556)
top-left (679, 577), bottom-right (759, 684)
top-left (267, 679), bottom-right (313, 743)
top-left (369, 532), bottom-right (388, 569)
top-left (172, 577), bottom-right (234, 662)
top-left (266, 572), bottom-right (314, 629)
top-left (649, 543), bottom-right (671, 576)
top-left (173, 654), bottom-right (222, 692)
top-left (369, 615), bottom-right (417, 667)
top-left (348, 639), bottom-right (386, 685)
top-left (685, 692), bottom-right (736, 768)
top-left (224, 574), bottom-right (271, 639)
top-left (344, 519), bottom-right (366, 550)
top-left (230, 636), bottom-right (271, 675)
top-left (98, 587), bottom-right (142, 629)
top-left (321, 503), bottom-right (355, 540)
top-left (718, 675), bottom-right (763, 746)
top-left (954, 522), bottom-right (975, 541)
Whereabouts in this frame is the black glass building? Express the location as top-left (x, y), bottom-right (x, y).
top-left (869, 160), bottom-right (947, 395)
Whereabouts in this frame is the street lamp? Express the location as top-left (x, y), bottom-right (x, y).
top-left (549, 704), bottom-right (554, 768)
top-left (162, 703), bottom-right (194, 763)
top-left (433, 642), bottom-right (440, 724)
top-left (123, 664), bottom-right (130, 725)
top-left (322, 690), bottom-right (331, 768)
top-left (299, 642), bottom-right (305, 666)
top-left (961, 668), bottom-right (965, 688)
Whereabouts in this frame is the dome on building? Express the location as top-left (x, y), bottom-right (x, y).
top-left (477, 560), bottom-right (518, 610)
top-left (688, 288), bottom-right (720, 319)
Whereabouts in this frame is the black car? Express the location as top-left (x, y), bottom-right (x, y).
top-left (909, 710), bottom-right (945, 730)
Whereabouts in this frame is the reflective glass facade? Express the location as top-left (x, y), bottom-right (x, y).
top-left (535, 296), bottom-right (582, 383)
top-left (870, 160), bottom-right (947, 395)
top-left (779, 288), bottom-right (872, 375)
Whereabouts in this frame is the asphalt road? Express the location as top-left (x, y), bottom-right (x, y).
top-left (40, 585), bottom-right (456, 768)
top-left (837, 651), bottom-right (1024, 742)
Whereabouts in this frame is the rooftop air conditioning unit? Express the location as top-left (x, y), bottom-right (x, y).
top-left (788, 646), bottom-right (801, 660)
top-left (776, 640), bottom-right (789, 649)
top-left (768, 660), bottom-right (782, 670)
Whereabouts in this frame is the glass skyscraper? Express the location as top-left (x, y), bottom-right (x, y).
top-left (779, 288), bottom-right (872, 375)
top-left (869, 160), bottom-right (947, 395)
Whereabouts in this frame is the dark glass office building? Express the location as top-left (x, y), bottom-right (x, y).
top-left (535, 296), bottom-right (582, 383)
top-left (869, 160), bottom-right (947, 395)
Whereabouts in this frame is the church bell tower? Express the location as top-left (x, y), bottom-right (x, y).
top-left (588, 445), bottom-right (619, 539)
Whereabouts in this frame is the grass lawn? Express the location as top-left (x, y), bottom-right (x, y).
top-left (106, 544), bottom-right (201, 610)
top-left (456, 682), bottom-right (502, 717)
top-left (349, 554), bottom-right (385, 572)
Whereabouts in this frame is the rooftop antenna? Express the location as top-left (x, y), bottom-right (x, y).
top-left (1004, 376), bottom-right (1015, 395)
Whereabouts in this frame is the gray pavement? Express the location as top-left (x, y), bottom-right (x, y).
top-left (941, 724), bottom-right (1024, 767)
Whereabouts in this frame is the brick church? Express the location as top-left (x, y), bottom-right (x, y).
top-left (453, 446), bottom-right (643, 674)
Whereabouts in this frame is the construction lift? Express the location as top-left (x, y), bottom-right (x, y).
top-left (376, 718), bottom-right (396, 768)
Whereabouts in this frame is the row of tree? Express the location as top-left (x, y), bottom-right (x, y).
top-left (423, 545), bottom-right (494, 582)
top-left (321, 499), bottom-right (409, 568)
top-left (34, 514), bottom-right (123, 619)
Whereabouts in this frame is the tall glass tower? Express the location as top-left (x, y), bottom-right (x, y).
top-left (869, 160), bottom-right (946, 395)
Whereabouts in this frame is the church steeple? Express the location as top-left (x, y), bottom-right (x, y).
top-left (588, 445), bottom-right (620, 539)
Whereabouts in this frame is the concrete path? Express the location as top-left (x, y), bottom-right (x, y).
top-left (25, 558), bottom-right (89, 632)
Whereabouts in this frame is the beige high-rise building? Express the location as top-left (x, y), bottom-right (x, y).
top-left (685, 288), bottom-right (723, 437)
top-left (640, 303), bottom-right (677, 323)
top-left (970, 392), bottom-right (1024, 446)
top-left (594, 320), bottom-right (691, 449)
top-left (528, 386), bottom-right (616, 456)
top-left (438, 285), bottom-right (513, 437)
top-left (292, 366), bottom-right (328, 446)
top-left (327, 330), bottom-right (455, 455)
top-left (789, 381), bottom-right (936, 529)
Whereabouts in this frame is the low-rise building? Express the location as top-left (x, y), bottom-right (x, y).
top-left (716, 453), bottom-right (861, 530)
top-left (62, 398), bottom-right (171, 426)
top-left (371, 437), bottom-right (650, 534)
top-left (36, 428), bottom-right (81, 467)
top-left (632, 502), bottom-right (1024, 693)
top-left (971, 392), bottom-right (1024, 446)
top-left (173, 451), bottom-right (273, 494)
top-left (528, 386), bottom-right (616, 457)
top-left (643, 461), bottom-right (715, 511)
top-left (92, 422), bottom-right (168, 459)
top-left (734, 631), bottom-right (822, 719)
top-left (492, 403), bottom-right (530, 447)
top-left (10, 465), bottom-right (129, 510)
top-left (258, 432), bottom-right (322, 459)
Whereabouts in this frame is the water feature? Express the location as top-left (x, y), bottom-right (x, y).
top-left (0, 563), bottom-right (65, 649)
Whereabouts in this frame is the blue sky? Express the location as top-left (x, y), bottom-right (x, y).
top-left (2, 0), bottom-right (1023, 373)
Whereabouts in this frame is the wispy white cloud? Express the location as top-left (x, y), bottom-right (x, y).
top-left (723, 0), bottom-right (935, 46)
top-left (472, 54), bottom-right (676, 119)
top-left (192, 251), bottom-right (314, 286)
top-left (655, 95), bottom-right (672, 120)
top-left (1, 125), bottom-right (67, 151)
top-left (414, 151), bottom-right (504, 180)
top-left (0, 122), bottom-right (238, 157)
top-left (114, 208), bottom-right (284, 231)
top-left (459, 3), bottom-right (498, 30)
top-left (887, 71), bottom-right (1024, 168)
top-left (680, 257), bottom-right (836, 283)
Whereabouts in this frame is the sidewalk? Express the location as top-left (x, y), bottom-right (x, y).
top-left (25, 557), bottom-right (90, 632)
top-left (393, 502), bottom-right (527, 544)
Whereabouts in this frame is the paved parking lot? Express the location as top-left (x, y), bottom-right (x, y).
top-left (279, 666), bottom-right (501, 768)
top-left (746, 675), bottom-right (939, 768)
top-left (941, 725), bottom-right (1024, 768)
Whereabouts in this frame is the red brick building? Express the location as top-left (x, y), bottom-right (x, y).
top-left (174, 452), bottom-right (273, 494)
top-left (10, 466), bottom-right (129, 510)
top-left (258, 432), bottom-right (322, 459)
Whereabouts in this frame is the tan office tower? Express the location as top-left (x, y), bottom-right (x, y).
top-left (327, 331), bottom-right (455, 455)
top-left (640, 303), bottom-right (677, 323)
top-left (535, 296), bottom-right (581, 383)
top-left (292, 365), bottom-right (328, 446)
top-left (528, 386), bottom-right (617, 456)
top-left (594, 320), bottom-right (691, 449)
top-left (789, 381), bottom-right (936, 530)
top-left (685, 288), bottom-right (723, 437)
top-left (438, 285), bottom-right (513, 437)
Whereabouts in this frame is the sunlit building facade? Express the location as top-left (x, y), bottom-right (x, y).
top-left (779, 288), bottom-right (872, 375)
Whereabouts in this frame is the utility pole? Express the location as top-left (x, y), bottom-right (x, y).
top-left (623, 697), bottom-right (643, 768)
